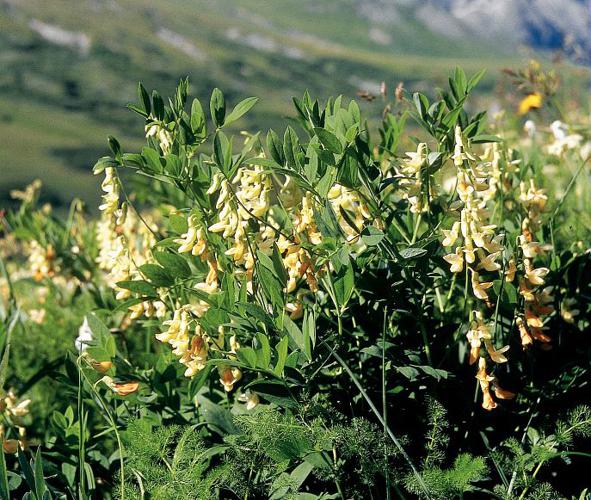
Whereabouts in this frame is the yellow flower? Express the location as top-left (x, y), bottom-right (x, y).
top-left (505, 258), bottom-right (517, 282)
top-left (442, 222), bottom-right (461, 247)
top-left (180, 327), bottom-right (209, 377)
top-left (492, 380), bottom-right (516, 400)
top-left (516, 317), bottom-right (534, 348)
top-left (518, 235), bottom-right (548, 258)
top-left (466, 313), bottom-right (491, 365)
top-left (518, 278), bottom-right (535, 302)
top-left (471, 271), bottom-right (493, 301)
top-left (524, 259), bottom-right (549, 286)
top-left (443, 247), bottom-right (464, 273)
top-left (452, 126), bottom-right (478, 167)
top-left (100, 377), bottom-right (140, 396)
top-left (219, 366), bottom-right (242, 392)
top-left (2, 439), bottom-right (19, 454)
top-left (463, 238), bottom-right (476, 264)
top-left (98, 167), bottom-right (120, 216)
top-left (482, 390), bottom-right (497, 411)
top-left (145, 122), bottom-right (173, 153)
top-left (4, 391), bottom-right (31, 419)
top-left (484, 340), bottom-right (510, 364)
top-left (561, 298), bottom-right (580, 324)
top-left (238, 390), bottom-right (260, 410)
top-left (477, 250), bottom-right (501, 272)
top-left (525, 308), bottom-right (544, 328)
top-left (518, 92), bottom-right (542, 115)
top-left (476, 358), bottom-right (497, 411)
top-left (90, 360), bottom-right (113, 374)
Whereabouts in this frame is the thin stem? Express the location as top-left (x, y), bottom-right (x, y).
top-left (77, 367), bottom-right (86, 499)
top-left (382, 308), bottom-right (391, 500)
top-left (329, 346), bottom-right (431, 499)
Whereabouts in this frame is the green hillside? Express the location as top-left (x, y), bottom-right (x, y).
top-left (1, 0), bottom-right (524, 207)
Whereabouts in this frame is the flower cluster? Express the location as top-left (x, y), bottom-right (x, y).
top-left (514, 179), bottom-right (553, 348)
top-left (0, 389), bottom-right (31, 453)
top-left (208, 164), bottom-right (272, 270)
top-left (476, 358), bottom-right (515, 411)
top-left (394, 143), bottom-right (431, 213)
top-left (151, 151), bottom-right (376, 391)
top-left (156, 306), bottom-right (209, 378)
top-left (145, 121), bottom-right (173, 154)
top-left (95, 167), bottom-right (165, 319)
top-left (443, 127), bottom-right (504, 305)
top-left (27, 240), bottom-right (58, 281)
top-left (546, 121), bottom-right (583, 157)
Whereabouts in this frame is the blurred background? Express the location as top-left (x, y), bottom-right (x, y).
top-left (1, 0), bottom-right (589, 208)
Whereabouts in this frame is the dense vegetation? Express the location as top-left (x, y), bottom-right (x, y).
top-left (0, 64), bottom-right (590, 498)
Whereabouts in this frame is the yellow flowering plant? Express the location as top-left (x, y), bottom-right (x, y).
top-left (0, 68), bottom-right (590, 499)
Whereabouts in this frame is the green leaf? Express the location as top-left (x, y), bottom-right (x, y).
top-left (314, 127), bottom-right (343, 154)
top-left (137, 82), bottom-right (151, 115)
top-left (413, 92), bottom-right (429, 118)
top-left (140, 263), bottom-right (174, 287)
top-left (283, 127), bottom-right (300, 171)
top-left (86, 313), bottom-right (116, 359)
top-left (190, 98), bottom-right (207, 138)
top-left (246, 380), bottom-right (299, 408)
top-left (115, 280), bottom-right (157, 297)
top-left (152, 90), bottom-right (165, 120)
top-left (361, 226), bottom-right (384, 246)
top-left (257, 333), bottom-right (271, 369)
top-left (282, 315), bottom-right (305, 355)
top-left (396, 365), bottom-right (419, 380)
top-left (471, 134), bottom-right (502, 144)
top-left (210, 88), bottom-right (226, 127)
top-left (33, 448), bottom-right (48, 499)
top-left (188, 365), bottom-right (212, 398)
top-left (213, 131), bottom-right (232, 174)
top-left (274, 336), bottom-right (289, 376)
top-left (315, 165), bottom-right (337, 198)
top-left (302, 311), bottom-right (316, 360)
top-left (332, 255), bottom-right (354, 310)
top-left (169, 213), bottom-right (188, 234)
top-left (236, 347), bottom-right (258, 368)
top-left (271, 244), bottom-right (288, 286)
top-left (467, 68), bottom-right (486, 92)
top-left (198, 396), bottom-right (239, 435)
top-left (108, 135), bottom-right (121, 159)
top-left (17, 447), bottom-right (36, 494)
top-left (0, 443), bottom-right (10, 500)
top-left (256, 252), bottom-right (285, 310)
top-left (399, 247), bottom-right (428, 260)
top-left (224, 97), bottom-right (258, 126)
top-left (154, 252), bottom-right (192, 279)
top-left (92, 156), bottom-right (118, 175)
top-left (267, 129), bottom-right (285, 165)
top-left (142, 147), bottom-right (163, 174)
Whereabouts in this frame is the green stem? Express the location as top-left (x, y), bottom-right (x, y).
top-left (78, 361), bottom-right (126, 498)
top-left (329, 347), bottom-right (431, 499)
top-left (77, 367), bottom-right (86, 499)
top-left (382, 308), bottom-right (391, 500)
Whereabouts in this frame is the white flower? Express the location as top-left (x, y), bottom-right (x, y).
top-left (238, 390), bottom-right (260, 410)
top-left (524, 120), bottom-right (536, 138)
top-left (75, 317), bottom-right (93, 351)
top-left (550, 120), bottom-right (567, 140)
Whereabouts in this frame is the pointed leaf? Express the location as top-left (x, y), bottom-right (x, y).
top-left (225, 97), bottom-right (258, 126)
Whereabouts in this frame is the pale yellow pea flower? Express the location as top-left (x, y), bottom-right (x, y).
top-left (443, 247), bottom-right (464, 273)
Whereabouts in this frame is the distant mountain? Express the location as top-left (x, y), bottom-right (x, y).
top-left (0, 0), bottom-right (585, 206)
top-left (354, 0), bottom-right (589, 62)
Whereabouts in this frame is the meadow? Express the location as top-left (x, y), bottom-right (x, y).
top-left (0, 55), bottom-right (590, 499)
top-left (0, 0), bottom-right (538, 209)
